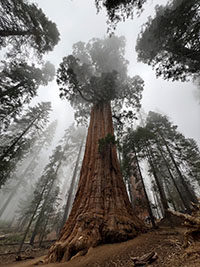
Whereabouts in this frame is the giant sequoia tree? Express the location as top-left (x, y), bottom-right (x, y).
top-left (46, 36), bottom-right (145, 262)
top-left (136, 0), bottom-right (200, 81)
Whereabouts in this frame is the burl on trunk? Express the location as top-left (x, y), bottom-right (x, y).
top-left (46, 102), bottom-right (145, 262)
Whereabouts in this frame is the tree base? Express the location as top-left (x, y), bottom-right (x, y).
top-left (45, 212), bottom-right (146, 263)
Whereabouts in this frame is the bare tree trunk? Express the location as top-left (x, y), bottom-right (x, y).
top-left (17, 185), bottom-right (46, 256)
top-left (17, 161), bottom-right (57, 256)
top-left (39, 217), bottom-right (49, 247)
top-left (158, 131), bottom-right (197, 204)
top-left (29, 158), bottom-right (63, 245)
top-left (132, 144), bottom-right (156, 228)
top-left (152, 190), bottom-right (161, 218)
top-left (59, 137), bottom-right (84, 232)
top-left (145, 146), bottom-right (174, 227)
top-left (46, 102), bottom-right (146, 263)
top-left (156, 143), bottom-right (192, 213)
top-left (0, 145), bottom-right (43, 218)
top-left (146, 147), bottom-right (169, 213)
top-left (126, 176), bottom-right (134, 208)
top-left (164, 181), bottom-right (178, 211)
top-left (0, 114), bottom-right (39, 162)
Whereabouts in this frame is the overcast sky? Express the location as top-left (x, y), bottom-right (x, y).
top-left (30, 0), bottom-right (200, 146)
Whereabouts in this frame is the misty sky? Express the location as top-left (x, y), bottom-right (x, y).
top-left (30, 0), bottom-right (200, 146)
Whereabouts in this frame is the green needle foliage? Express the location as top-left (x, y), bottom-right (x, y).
top-left (57, 36), bottom-right (144, 128)
top-left (136, 0), bottom-right (200, 81)
top-left (0, 61), bottom-right (55, 132)
top-left (95, 0), bottom-right (146, 30)
top-left (0, 0), bottom-right (60, 58)
top-left (0, 102), bottom-right (52, 188)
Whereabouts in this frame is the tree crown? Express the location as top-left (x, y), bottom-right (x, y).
top-left (57, 36), bottom-right (144, 125)
top-left (0, 0), bottom-right (60, 57)
top-left (136, 0), bottom-right (200, 81)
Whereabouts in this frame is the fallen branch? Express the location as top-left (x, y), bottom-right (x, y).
top-left (131, 251), bottom-right (158, 266)
top-left (168, 205), bottom-right (200, 247)
top-left (168, 209), bottom-right (200, 225)
top-left (16, 255), bottom-right (34, 261)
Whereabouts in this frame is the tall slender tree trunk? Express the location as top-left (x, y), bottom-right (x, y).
top-left (17, 215), bottom-right (29, 232)
top-left (59, 137), bottom-right (84, 233)
top-left (0, 146), bottom-right (42, 218)
top-left (17, 161), bottom-right (57, 256)
top-left (132, 144), bottom-right (156, 228)
top-left (146, 148), bottom-right (169, 214)
top-left (39, 217), bottom-right (49, 247)
top-left (126, 176), bottom-right (134, 208)
top-left (158, 132), bottom-right (197, 204)
top-left (0, 114), bottom-right (39, 162)
top-left (164, 181), bottom-right (177, 211)
top-left (17, 184), bottom-right (47, 256)
top-left (46, 102), bottom-right (146, 263)
top-left (152, 190), bottom-right (161, 218)
top-left (29, 157), bottom-right (63, 245)
top-left (145, 145), bottom-right (174, 227)
top-left (156, 143), bottom-right (192, 213)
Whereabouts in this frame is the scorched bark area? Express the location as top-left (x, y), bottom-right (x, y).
top-left (46, 102), bottom-right (145, 263)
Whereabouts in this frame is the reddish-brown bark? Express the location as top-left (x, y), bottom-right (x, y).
top-left (130, 175), bottom-right (149, 220)
top-left (46, 102), bottom-right (146, 263)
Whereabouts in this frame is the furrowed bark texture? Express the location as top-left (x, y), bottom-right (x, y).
top-left (46, 102), bottom-right (145, 263)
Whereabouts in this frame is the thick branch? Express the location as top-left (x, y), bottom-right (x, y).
top-left (112, 114), bottom-right (123, 125)
top-left (76, 87), bottom-right (93, 103)
top-left (0, 30), bottom-right (31, 37)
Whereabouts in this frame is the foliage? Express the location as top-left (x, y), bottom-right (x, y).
top-left (0, 120), bottom-right (57, 222)
top-left (98, 133), bottom-right (116, 153)
top-left (0, 102), bottom-right (51, 188)
top-left (123, 111), bottom-right (200, 213)
top-left (0, 0), bottom-right (60, 58)
top-left (57, 36), bottom-right (144, 127)
top-left (0, 61), bottom-right (55, 131)
top-left (95, 0), bottom-right (146, 31)
top-left (146, 112), bottom-right (200, 189)
top-left (136, 0), bottom-right (200, 81)
top-left (32, 185), bottom-right (61, 244)
top-left (16, 124), bottom-right (85, 243)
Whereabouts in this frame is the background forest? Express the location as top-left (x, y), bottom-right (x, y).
top-left (0, 0), bottom-right (200, 266)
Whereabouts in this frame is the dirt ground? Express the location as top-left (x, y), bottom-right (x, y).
top-left (2, 227), bottom-right (200, 267)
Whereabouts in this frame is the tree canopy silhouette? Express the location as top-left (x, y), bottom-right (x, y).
top-left (0, 0), bottom-right (60, 58)
top-left (0, 61), bottom-right (55, 132)
top-left (136, 0), bottom-right (200, 81)
top-left (95, 0), bottom-right (146, 30)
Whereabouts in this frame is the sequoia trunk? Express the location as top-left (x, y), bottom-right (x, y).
top-left (46, 102), bottom-right (145, 263)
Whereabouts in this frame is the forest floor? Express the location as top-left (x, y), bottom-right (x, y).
top-left (1, 226), bottom-right (200, 267)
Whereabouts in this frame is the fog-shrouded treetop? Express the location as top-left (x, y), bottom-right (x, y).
top-left (0, 0), bottom-right (60, 58)
top-left (57, 36), bottom-right (144, 127)
top-left (136, 0), bottom-right (200, 81)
